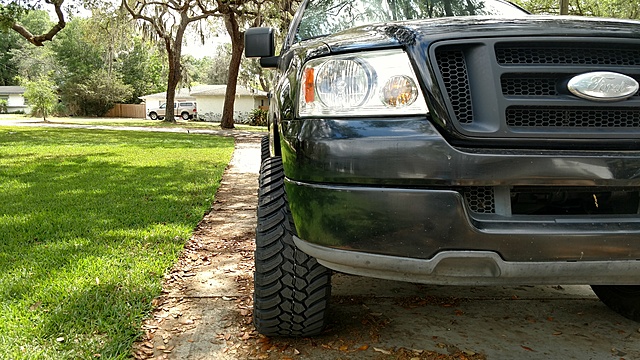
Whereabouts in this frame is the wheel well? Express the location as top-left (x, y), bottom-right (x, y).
top-left (271, 117), bottom-right (282, 157)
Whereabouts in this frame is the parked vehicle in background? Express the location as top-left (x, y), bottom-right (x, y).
top-left (148, 101), bottom-right (197, 120)
top-left (245, 0), bottom-right (640, 337)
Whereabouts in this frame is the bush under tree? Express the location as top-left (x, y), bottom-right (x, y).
top-left (21, 76), bottom-right (57, 121)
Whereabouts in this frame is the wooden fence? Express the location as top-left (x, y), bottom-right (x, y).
top-left (104, 104), bottom-right (146, 119)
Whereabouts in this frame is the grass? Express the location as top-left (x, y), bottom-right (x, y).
top-left (0, 127), bottom-right (235, 359)
top-left (0, 114), bottom-right (268, 132)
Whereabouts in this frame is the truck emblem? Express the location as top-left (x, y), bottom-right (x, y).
top-left (568, 71), bottom-right (639, 102)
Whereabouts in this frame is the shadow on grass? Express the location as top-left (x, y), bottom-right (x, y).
top-left (0, 127), bottom-right (234, 358)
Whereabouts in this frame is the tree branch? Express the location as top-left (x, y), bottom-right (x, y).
top-left (11, 0), bottom-right (66, 46)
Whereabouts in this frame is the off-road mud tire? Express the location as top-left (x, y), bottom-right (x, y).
top-left (254, 157), bottom-right (332, 337)
top-left (260, 136), bottom-right (270, 163)
top-left (591, 285), bottom-right (640, 322)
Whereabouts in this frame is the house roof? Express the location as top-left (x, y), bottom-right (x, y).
top-left (190, 85), bottom-right (268, 97)
top-left (140, 85), bottom-right (267, 101)
top-left (0, 86), bottom-right (26, 94)
top-left (139, 87), bottom-right (200, 101)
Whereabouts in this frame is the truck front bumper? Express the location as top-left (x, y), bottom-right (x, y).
top-left (281, 118), bottom-right (640, 284)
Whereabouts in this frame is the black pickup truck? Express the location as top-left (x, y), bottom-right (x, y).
top-left (245, 0), bottom-right (640, 336)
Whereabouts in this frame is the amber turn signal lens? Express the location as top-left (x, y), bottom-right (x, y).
top-left (304, 68), bottom-right (315, 103)
top-left (380, 75), bottom-right (418, 107)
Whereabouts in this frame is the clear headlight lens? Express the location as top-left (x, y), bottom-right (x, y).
top-left (298, 49), bottom-right (428, 117)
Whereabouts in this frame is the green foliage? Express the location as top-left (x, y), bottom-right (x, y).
top-left (195, 44), bottom-right (232, 85)
top-left (21, 76), bottom-right (57, 121)
top-left (0, 9), bottom-right (53, 85)
top-left (118, 38), bottom-right (166, 103)
top-left (512, 0), bottom-right (640, 18)
top-left (0, 2), bottom-right (28, 30)
top-left (51, 18), bottom-right (103, 80)
top-left (0, 99), bottom-right (7, 113)
top-left (0, 127), bottom-right (234, 359)
top-left (61, 70), bottom-right (133, 116)
top-left (248, 108), bottom-right (268, 126)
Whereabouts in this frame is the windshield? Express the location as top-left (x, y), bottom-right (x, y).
top-left (296, 0), bottom-right (526, 41)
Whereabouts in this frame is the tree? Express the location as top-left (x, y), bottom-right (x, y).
top-left (61, 70), bottom-right (133, 116)
top-left (21, 76), bottom-right (57, 121)
top-left (122, 0), bottom-right (218, 123)
top-left (512, 0), bottom-right (640, 19)
top-left (0, 0), bottom-right (67, 46)
top-left (118, 37), bottom-right (166, 103)
top-left (216, 0), bottom-right (299, 129)
top-left (0, 9), bottom-right (54, 85)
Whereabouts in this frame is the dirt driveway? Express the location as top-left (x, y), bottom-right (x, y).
top-left (133, 136), bottom-right (640, 360)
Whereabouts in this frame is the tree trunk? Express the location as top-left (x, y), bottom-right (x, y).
top-left (164, 22), bottom-right (186, 123)
top-left (220, 10), bottom-right (244, 129)
top-left (165, 50), bottom-right (179, 123)
top-left (560, 0), bottom-right (569, 15)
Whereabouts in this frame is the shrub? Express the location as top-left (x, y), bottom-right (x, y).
top-left (0, 99), bottom-right (7, 114)
top-left (249, 108), bottom-right (268, 126)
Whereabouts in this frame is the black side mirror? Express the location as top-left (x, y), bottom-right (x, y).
top-left (245, 28), bottom-right (276, 58)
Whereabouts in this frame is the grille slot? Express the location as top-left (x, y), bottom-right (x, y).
top-left (495, 44), bottom-right (640, 66)
top-left (464, 187), bottom-right (495, 214)
top-left (501, 74), bottom-right (560, 96)
top-left (507, 107), bottom-right (640, 128)
top-left (502, 74), bottom-right (640, 98)
top-left (435, 48), bottom-right (473, 124)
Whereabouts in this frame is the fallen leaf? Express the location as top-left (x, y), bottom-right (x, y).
top-left (521, 345), bottom-right (535, 352)
top-left (463, 350), bottom-right (476, 356)
top-left (339, 345), bottom-right (349, 351)
top-left (374, 347), bottom-right (392, 355)
top-left (357, 345), bottom-right (369, 351)
top-left (56, 337), bottom-right (65, 343)
top-left (455, 310), bottom-right (464, 316)
top-left (553, 331), bottom-right (562, 336)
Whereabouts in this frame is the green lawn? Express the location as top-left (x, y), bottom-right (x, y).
top-left (0, 114), bottom-right (267, 132)
top-left (0, 127), bottom-right (235, 359)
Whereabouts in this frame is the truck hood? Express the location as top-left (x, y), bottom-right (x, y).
top-left (319, 16), bottom-right (640, 53)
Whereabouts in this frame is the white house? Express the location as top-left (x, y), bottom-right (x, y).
top-left (140, 85), bottom-right (268, 122)
top-left (0, 86), bottom-right (29, 114)
top-left (139, 87), bottom-right (198, 114)
top-left (190, 85), bottom-right (268, 123)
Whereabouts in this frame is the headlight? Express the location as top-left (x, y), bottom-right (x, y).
top-left (298, 49), bottom-right (428, 117)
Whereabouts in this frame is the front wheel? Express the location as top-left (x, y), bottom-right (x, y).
top-left (260, 135), bottom-right (269, 163)
top-left (253, 157), bottom-right (332, 337)
top-left (591, 285), bottom-right (640, 322)
top-left (149, 112), bottom-right (158, 120)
